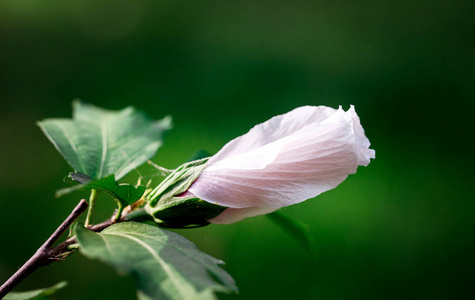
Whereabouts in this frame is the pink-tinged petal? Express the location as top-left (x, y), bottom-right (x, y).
top-left (347, 105), bottom-right (375, 166)
top-left (206, 106), bottom-right (344, 171)
top-left (188, 106), bottom-right (374, 215)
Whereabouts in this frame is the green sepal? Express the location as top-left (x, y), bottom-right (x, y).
top-left (145, 158), bottom-right (226, 228)
top-left (147, 157), bottom-right (210, 205)
top-left (148, 198), bottom-right (226, 228)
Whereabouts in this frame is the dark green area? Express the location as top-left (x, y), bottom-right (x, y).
top-left (150, 198), bottom-right (227, 229)
top-left (0, 0), bottom-right (473, 299)
top-left (266, 211), bottom-right (317, 259)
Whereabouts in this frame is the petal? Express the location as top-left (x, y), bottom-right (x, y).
top-left (189, 119), bottom-right (358, 209)
top-left (205, 106), bottom-right (344, 171)
top-left (187, 105), bottom-right (375, 225)
top-left (347, 105), bottom-right (376, 166)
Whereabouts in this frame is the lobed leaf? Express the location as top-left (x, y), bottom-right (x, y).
top-left (38, 101), bottom-right (172, 180)
top-left (74, 223), bottom-right (237, 300)
top-left (55, 174), bottom-right (146, 207)
top-left (4, 281), bottom-right (67, 300)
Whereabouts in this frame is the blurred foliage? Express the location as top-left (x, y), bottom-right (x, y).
top-left (0, 0), bottom-right (473, 299)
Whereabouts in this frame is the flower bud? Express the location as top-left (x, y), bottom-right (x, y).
top-left (145, 158), bottom-right (226, 227)
top-left (147, 105), bottom-right (375, 225)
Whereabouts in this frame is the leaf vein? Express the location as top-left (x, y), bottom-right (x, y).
top-left (115, 231), bottom-right (222, 267)
top-left (57, 123), bottom-right (88, 173)
top-left (105, 232), bottom-right (191, 300)
top-left (98, 233), bottom-right (115, 258)
top-left (98, 118), bottom-right (108, 178)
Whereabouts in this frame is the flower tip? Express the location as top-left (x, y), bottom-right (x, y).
top-left (359, 148), bottom-right (375, 167)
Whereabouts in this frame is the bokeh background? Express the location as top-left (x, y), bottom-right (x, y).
top-left (1, 1), bottom-right (473, 299)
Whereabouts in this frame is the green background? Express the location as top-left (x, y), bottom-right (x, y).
top-left (1, 1), bottom-right (473, 299)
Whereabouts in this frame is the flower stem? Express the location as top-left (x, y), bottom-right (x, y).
top-left (84, 189), bottom-right (98, 227)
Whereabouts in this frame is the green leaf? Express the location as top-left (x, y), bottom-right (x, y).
top-left (267, 210), bottom-right (317, 259)
top-left (4, 281), bottom-right (67, 300)
top-left (75, 223), bottom-right (237, 300)
top-left (69, 172), bottom-right (93, 184)
top-left (38, 101), bottom-right (172, 180)
top-left (56, 174), bottom-right (146, 207)
top-left (81, 174), bottom-right (146, 207)
top-left (78, 173), bottom-right (145, 207)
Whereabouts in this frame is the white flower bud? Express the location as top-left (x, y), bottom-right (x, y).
top-left (186, 105), bottom-right (375, 224)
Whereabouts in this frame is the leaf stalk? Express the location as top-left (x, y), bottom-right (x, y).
top-left (84, 189), bottom-right (98, 227)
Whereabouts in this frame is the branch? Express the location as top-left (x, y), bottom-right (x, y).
top-left (0, 200), bottom-right (88, 299)
top-left (48, 208), bottom-right (150, 258)
top-left (0, 203), bottom-right (153, 299)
